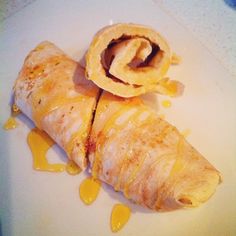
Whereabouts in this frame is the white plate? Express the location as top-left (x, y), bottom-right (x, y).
top-left (0, 0), bottom-right (236, 235)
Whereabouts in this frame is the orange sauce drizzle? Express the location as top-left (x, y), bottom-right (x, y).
top-left (79, 177), bottom-right (101, 205)
top-left (3, 117), bottom-right (18, 130)
top-left (123, 153), bottom-right (146, 199)
top-left (111, 204), bottom-right (131, 232)
top-left (169, 136), bottom-right (184, 177)
top-left (171, 53), bottom-right (181, 65)
top-left (27, 128), bottom-right (65, 172)
top-left (32, 89), bottom-right (85, 129)
top-left (115, 109), bottom-right (153, 194)
top-left (157, 78), bottom-right (180, 96)
top-left (123, 115), bottom-right (168, 198)
top-left (114, 154), bottom-right (131, 192)
top-left (154, 136), bottom-right (184, 208)
top-left (161, 100), bottom-right (172, 108)
top-left (29, 58), bottom-right (98, 129)
top-left (92, 103), bottom-right (152, 181)
top-left (3, 104), bottom-right (21, 130)
top-left (65, 110), bottom-right (90, 157)
top-left (114, 120), bottom-right (137, 191)
top-left (12, 103), bottom-right (21, 116)
top-left (93, 103), bottom-right (156, 200)
top-left (92, 105), bottom-right (136, 178)
top-left (66, 160), bottom-right (81, 175)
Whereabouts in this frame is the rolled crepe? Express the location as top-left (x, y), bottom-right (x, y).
top-left (14, 41), bottom-right (100, 169)
top-left (86, 23), bottom-right (183, 98)
top-left (89, 91), bottom-right (221, 211)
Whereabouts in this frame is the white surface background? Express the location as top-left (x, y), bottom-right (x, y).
top-left (0, 0), bottom-right (236, 236)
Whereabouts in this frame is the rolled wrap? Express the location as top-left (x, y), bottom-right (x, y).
top-left (14, 41), bottom-right (100, 169)
top-left (86, 23), bottom-right (183, 97)
top-left (89, 92), bottom-right (221, 211)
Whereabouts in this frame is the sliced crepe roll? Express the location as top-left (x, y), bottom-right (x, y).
top-left (86, 23), bottom-right (183, 97)
top-left (89, 91), bottom-right (221, 211)
top-left (14, 41), bottom-right (100, 169)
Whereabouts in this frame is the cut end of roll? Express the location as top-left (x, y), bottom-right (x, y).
top-left (86, 23), bottom-right (183, 98)
top-left (175, 170), bottom-right (222, 209)
top-left (154, 171), bottom-right (221, 211)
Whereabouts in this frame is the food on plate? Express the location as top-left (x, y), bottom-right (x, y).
top-left (13, 27), bottom-right (221, 214)
top-left (13, 41), bottom-right (100, 169)
top-left (86, 23), bottom-right (184, 97)
top-left (89, 91), bottom-right (221, 211)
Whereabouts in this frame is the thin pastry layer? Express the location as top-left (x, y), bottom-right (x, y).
top-left (14, 41), bottom-right (100, 169)
top-left (89, 91), bottom-right (221, 211)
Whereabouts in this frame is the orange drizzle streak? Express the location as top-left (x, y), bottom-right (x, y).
top-left (3, 104), bottom-right (21, 130)
top-left (3, 117), bottom-right (18, 130)
top-left (161, 100), bottom-right (172, 108)
top-left (171, 53), bottom-right (181, 65)
top-left (154, 135), bottom-right (185, 209)
top-left (66, 160), bottom-right (81, 175)
top-left (92, 105), bottom-right (136, 178)
top-left (169, 136), bottom-right (184, 176)
top-left (12, 104), bottom-right (21, 116)
top-left (115, 110), bottom-right (153, 194)
top-left (27, 128), bottom-right (65, 172)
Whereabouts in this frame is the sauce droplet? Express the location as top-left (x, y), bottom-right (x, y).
top-left (27, 128), bottom-right (65, 172)
top-left (12, 104), bottom-right (21, 116)
top-left (3, 117), bottom-right (18, 130)
top-left (79, 177), bottom-right (101, 205)
top-left (182, 128), bottom-right (191, 138)
top-left (66, 160), bottom-right (81, 175)
top-left (111, 204), bottom-right (131, 232)
top-left (161, 100), bottom-right (172, 108)
top-left (171, 53), bottom-right (181, 65)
